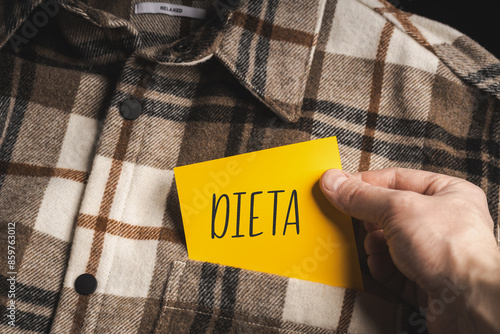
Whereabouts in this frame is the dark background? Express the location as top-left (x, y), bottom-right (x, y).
top-left (388, 0), bottom-right (499, 59)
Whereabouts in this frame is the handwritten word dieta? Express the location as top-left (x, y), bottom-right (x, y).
top-left (211, 190), bottom-right (300, 239)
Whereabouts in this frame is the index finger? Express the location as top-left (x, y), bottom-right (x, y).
top-left (347, 167), bottom-right (454, 195)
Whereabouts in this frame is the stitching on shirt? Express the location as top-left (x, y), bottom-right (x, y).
top-left (355, 0), bottom-right (438, 60)
top-left (161, 305), bottom-right (309, 333)
top-left (162, 261), bottom-right (347, 333)
top-left (214, 37), bottom-right (307, 122)
top-left (217, 48), bottom-right (306, 107)
top-left (168, 262), bottom-right (288, 323)
top-left (93, 66), bottom-right (157, 327)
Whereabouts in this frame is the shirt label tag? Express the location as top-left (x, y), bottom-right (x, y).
top-left (135, 2), bottom-right (207, 19)
top-left (174, 137), bottom-right (364, 290)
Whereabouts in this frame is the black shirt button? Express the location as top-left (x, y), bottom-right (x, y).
top-left (120, 98), bottom-right (142, 120)
top-left (74, 273), bottom-right (97, 295)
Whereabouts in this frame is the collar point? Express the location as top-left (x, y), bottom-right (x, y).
top-left (267, 99), bottom-right (303, 123)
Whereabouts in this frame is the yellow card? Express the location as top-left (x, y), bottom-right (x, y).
top-left (174, 137), bottom-right (363, 290)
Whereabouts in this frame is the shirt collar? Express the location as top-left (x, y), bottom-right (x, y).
top-left (0, 0), bottom-right (326, 123)
top-left (213, 0), bottom-right (326, 122)
top-left (0, 0), bottom-right (45, 50)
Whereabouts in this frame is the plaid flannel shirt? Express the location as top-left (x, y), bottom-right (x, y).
top-left (1, 0), bottom-right (499, 333)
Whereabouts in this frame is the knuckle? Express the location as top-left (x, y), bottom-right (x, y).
top-left (470, 183), bottom-right (487, 199)
top-left (390, 166), bottom-right (404, 174)
top-left (386, 191), bottom-right (415, 215)
top-left (338, 181), bottom-right (357, 212)
top-left (341, 181), bottom-right (368, 213)
top-left (457, 181), bottom-right (488, 203)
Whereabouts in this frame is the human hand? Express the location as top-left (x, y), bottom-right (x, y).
top-left (320, 167), bottom-right (500, 334)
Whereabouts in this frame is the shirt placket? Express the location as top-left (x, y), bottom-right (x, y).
top-left (44, 2), bottom-right (235, 332)
top-left (49, 54), bottom-right (156, 333)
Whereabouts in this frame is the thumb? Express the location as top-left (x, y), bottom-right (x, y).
top-left (320, 169), bottom-right (405, 227)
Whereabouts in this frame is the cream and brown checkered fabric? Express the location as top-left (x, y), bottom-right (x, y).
top-left (1, 0), bottom-right (499, 333)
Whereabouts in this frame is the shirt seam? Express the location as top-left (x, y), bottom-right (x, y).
top-left (356, 0), bottom-right (500, 101)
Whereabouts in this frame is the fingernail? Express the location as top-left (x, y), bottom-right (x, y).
top-left (322, 169), bottom-right (348, 192)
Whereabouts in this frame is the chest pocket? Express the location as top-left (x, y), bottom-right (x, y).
top-left (154, 259), bottom-right (290, 333)
top-left (153, 259), bottom-right (403, 334)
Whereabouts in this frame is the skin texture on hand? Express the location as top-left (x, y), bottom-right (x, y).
top-left (320, 167), bottom-right (500, 334)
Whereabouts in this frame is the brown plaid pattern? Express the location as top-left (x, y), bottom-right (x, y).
top-left (0, 0), bottom-right (499, 333)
